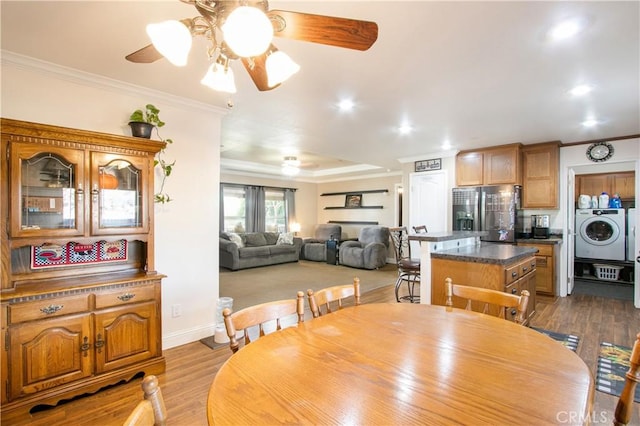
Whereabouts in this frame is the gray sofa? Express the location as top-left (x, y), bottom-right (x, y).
top-left (339, 226), bottom-right (390, 270)
top-left (220, 232), bottom-right (302, 271)
top-left (301, 224), bottom-right (342, 262)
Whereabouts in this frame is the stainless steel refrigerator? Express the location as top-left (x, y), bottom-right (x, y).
top-left (452, 185), bottom-right (522, 243)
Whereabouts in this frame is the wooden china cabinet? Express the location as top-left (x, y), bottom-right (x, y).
top-left (0, 119), bottom-right (166, 422)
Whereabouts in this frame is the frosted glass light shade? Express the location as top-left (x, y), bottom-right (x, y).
top-left (222, 6), bottom-right (273, 57)
top-left (146, 20), bottom-right (192, 66)
top-left (266, 51), bottom-right (300, 87)
top-left (201, 62), bottom-right (237, 94)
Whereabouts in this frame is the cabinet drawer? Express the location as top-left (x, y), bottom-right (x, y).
top-left (533, 245), bottom-right (553, 257)
top-left (520, 258), bottom-right (536, 276)
top-left (505, 263), bottom-right (520, 285)
top-left (9, 294), bottom-right (90, 324)
top-left (95, 284), bottom-right (155, 309)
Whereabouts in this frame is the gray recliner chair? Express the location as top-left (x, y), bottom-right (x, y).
top-left (339, 226), bottom-right (390, 270)
top-left (301, 224), bottom-right (342, 262)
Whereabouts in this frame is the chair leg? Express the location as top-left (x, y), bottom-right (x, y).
top-left (394, 274), bottom-right (403, 302)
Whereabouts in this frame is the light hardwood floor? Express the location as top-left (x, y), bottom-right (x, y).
top-left (5, 285), bottom-right (640, 426)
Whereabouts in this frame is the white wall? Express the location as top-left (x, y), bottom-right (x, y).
top-left (1, 53), bottom-right (226, 348)
top-left (559, 138), bottom-right (639, 307)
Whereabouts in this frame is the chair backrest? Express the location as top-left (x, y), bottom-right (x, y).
top-left (307, 277), bottom-right (361, 318)
top-left (614, 332), bottom-right (640, 425)
top-left (389, 227), bottom-right (411, 264)
top-left (123, 375), bottom-right (167, 426)
top-left (223, 291), bottom-right (305, 353)
top-left (314, 224), bottom-right (342, 241)
top-left (445, 278), bottom-right (530, 325)
top-left (413, 225), bottom-right (428, 233)
top-left (358, 226), bottom-right (390, 247)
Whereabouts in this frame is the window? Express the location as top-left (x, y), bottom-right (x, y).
top-left (222, 186), bottom-right (246, 233)
top-left (265, 190), bottom-right (285, 232)
top-left (221, 184), bottom-right (295, 233)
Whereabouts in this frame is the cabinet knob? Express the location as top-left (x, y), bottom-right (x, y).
top-left (80, 336), bottom-right (90, 357)
top-left (511, 271), bottom-right (518, 278)
top-left (522, 267), bottom-right (528, 272)
top-left (40, 304), bottom-right (63, 315)
top-left (510, 309), bottom-right (517, 316)
top-left (95, 334), bottom-right (105, 353)
top-left (511, 288), bottom-right (517, 294)
top-left (77, 184), bottom-right (84, 202)
top-left (91, 184), bottom-right (99, 202)
top-left (117, 293), bottom-right (135, 302)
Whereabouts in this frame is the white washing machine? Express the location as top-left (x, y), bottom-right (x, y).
top-left (575, 209), bottom-right (626, 261)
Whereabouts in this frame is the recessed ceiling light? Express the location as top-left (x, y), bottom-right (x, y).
top-left (549, 18), bottom-right (584, 41)
top-left (338, 99), bottom-right (354, 112)
top-left (570, 84), bottom-right (593, 96)
top-left (581, 118), bottom-right (598, 127)
top-left (441, 140), bottom-right (452, 150)
top-left (398, 124), bottom-right (412, 135)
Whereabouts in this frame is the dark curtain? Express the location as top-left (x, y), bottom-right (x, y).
top-left (245, 185), bottom-right (265, 232)
top-left (284, 188), bottom-right (296, 232)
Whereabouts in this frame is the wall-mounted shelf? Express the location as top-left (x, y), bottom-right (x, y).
top-left (320, 189), bottom-right (388, 196)
top-left (328, 221), bottom-right (379, 225)
top-left (324, 206), bottom-right (383, 210)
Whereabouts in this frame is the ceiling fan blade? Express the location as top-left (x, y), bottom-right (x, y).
top-left (241, 53), bottom-right (280, 92)
top-left (125, 44), bottom-right (164, 63)
top-left (268, 10), bottom-right (378, 51)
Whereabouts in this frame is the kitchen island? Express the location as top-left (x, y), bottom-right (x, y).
top-left (409, 232), bottom-right (538, 324)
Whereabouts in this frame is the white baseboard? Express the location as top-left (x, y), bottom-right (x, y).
top-left (162, 322), bottom-right (216, 350)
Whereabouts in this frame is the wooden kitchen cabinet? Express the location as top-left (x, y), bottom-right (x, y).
top-left (575, 171), bottom-right (635, 201)
top-left (518, 242), bottom-right (556, 295)
top-left (431, 255), bottom-right (536, 325)
top-left (456, 143), bottom-right (522, 186)
top-left (522, 142), bottom-right (560, 209)
top-left (1, 119), bottom-right (165, 421)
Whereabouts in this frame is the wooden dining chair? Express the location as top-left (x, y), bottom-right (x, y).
top-left (445, 278), bottom-right (530, 325)
top-left (307, 277), bottom-right (361, 318)
top-left (123, 375), bottom-right (167, 426)
top-left (223, 291), bottom-right (305, 353)
top-left (614, 332), bottom-right (640, 426)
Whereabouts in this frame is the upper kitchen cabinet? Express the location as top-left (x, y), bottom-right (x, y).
top-left (575, 171), bottom-right (636, 201)
top-left (522, 142), bottom-right (560, 209)
top-left (456, 144), bottom-right (522, 186)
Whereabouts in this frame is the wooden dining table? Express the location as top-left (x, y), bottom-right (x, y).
top-left (207, 303), bottom-right (594, 425)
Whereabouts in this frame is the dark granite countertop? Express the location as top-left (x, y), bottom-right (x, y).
top-left (516, 237), bottom-right (563, 245)
top-left (430, 243), bottom-right (538, 265)
top-left (408, 231), bottom-right (487, 242)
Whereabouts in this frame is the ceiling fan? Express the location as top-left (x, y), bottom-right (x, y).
top-left (125, 0), bottom-right (378, 92)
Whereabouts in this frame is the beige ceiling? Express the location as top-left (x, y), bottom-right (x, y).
top-left (1, 1), bottom-right (639, 181)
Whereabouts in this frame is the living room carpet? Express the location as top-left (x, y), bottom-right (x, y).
top-left (596, 341), bottom-right (640, 402)
top-left (201, 261), bottom-right (399, 350)
top-left (531, 327), bottom-right (580, 352)
top-left (219, 260), bottom-right (398, 311)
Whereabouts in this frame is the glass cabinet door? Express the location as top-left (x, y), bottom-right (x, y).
top-left (10, 144), bottom-right (85, 238)
top-left (90, 152), bottom-right (149, 235)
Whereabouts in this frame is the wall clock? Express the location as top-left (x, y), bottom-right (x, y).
top-left (586, 142), bottom-right (614, 162)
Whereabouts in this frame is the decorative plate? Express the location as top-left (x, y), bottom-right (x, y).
top-left (586, 142), bottom-right (614, 162)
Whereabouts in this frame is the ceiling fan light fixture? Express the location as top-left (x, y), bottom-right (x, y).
top-left (282, 165), bottom-right (300, 176)
top-left (222, 6), bottom-right (273, 57)
top-left (266, 49), bottom-right (301, 87)
top-left (283, 156), bottom-right (301, 167)
top-left (201, 56), bottom-right (237, 93)
top-left (146, 20), bottom-right (192, 66)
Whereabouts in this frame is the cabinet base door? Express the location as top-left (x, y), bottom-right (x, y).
top-left (94, 301), bottom-right (159, 374)
top-left (9, 314), bottom-right (93, 399)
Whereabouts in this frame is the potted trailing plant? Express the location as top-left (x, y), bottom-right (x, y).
top-left (129, 104), bottom-right (175, 203)
top-left (129, 104), bottom-right (164, 138)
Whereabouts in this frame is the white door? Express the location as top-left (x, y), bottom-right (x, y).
top-left (567, 169), bottom-right (575, 294)
top-left (409, 171), bottom-right (448, 237)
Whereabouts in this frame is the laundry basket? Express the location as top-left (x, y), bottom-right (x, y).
top-left (593, 264), bottom-right (623, 281)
